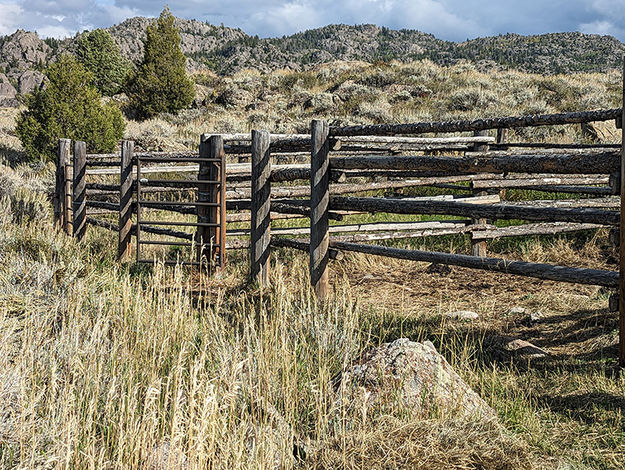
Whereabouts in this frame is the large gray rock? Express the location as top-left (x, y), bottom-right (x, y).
top-left (18, 70), bottom-right (46, 94)
top-left (336, 338), bottom-right (496, 419)
top-left (0, 74), bottom-right (17, 105)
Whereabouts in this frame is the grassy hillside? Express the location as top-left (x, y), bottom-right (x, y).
top-left (122, 60), bottom-right (622, 151)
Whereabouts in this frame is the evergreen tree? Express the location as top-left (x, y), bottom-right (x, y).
top-left (75, 28), bottom-right (131, 96)
top-left (127, 7), bottom-right (195, 120)
top-left (16, 54), bottom-right (125, 161)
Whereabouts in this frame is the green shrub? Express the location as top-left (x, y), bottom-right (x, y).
top-left (75, 28), bottom-right (131, 96)
top-left (15, 54), bottom-right (125, 161)
top-left (126, 7), bottom-right (195, 120)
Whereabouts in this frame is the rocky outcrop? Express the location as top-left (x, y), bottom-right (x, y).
top-left (18, 70), bottom-right (45, 94)
top-left (336, 338), bottom-right (496, 419)
top-left (105, 17), bottom-right (246, 66)
top-left (0, 74), bottom-right (17, 105)
top-left (0, 30), bottom-right (51, 72)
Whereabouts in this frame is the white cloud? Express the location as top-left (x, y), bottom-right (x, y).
top-left (37, 24), bottom-right (72, 36)
top-left (580, 19), bottom-right (625, 37)
top-left (0, 3), bottom-right (23, 35)
top-left (0, 0), bottom-right (624, 42)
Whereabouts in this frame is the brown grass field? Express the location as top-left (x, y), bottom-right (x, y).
top-left (1, 60), bottom-right (624, 469)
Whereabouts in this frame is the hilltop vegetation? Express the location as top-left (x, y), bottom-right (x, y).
top-left (0, 16), bottom-right (624, 107)
top-left (114, 60), bottom-right (622, 152)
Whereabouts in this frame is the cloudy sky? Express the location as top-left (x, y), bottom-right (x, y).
top-left (0, 0), bottom-right (624, 41)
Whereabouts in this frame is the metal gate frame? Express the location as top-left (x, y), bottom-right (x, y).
top-left (134, 136), bottom-right (226, 270)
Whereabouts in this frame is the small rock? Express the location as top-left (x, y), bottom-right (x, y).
top-left (446, 310), bottom-right (479, 320)
top-left (520, 311), bottom-right (544, 326)
top-left (507, 306), bottom-right (526, 315)
top-left (425, 262), bottom-right (452, 275)
top-left (336, 338), bottom-right (496, 419)
top-left (493, 336), bottom-right (548, 358)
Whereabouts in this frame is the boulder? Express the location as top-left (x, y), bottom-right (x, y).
top-left (336, 338), bottom-right (496, 419)
top-left (18, 70), bottom-right (45, 94)
top-left (215, 85), bottom-right (254, 108)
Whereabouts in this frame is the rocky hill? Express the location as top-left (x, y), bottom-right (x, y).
top-left (0, 16), bottom-right (624, 105)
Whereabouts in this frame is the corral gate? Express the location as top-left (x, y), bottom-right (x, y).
top-left (125, 136), bottom-right (227, 269)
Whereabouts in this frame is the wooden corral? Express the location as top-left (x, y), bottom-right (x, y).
top-left (55, 101), bottom-right (625, 365)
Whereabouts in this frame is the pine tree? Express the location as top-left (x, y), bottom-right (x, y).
top-left (75, 28), bottom-right (131, 96)
top-left (127, 7), bottom-right (195, 120)
top-left (16, 54), bottom-right (125, 161)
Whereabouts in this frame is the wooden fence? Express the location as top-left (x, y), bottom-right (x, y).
top-left (55, 104), bottom-right (625, 365)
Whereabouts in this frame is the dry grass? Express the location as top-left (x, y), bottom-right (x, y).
top-left (1, 59), bottom-right (625, 468)
top-left (0, 164), bottom-right (624, 469)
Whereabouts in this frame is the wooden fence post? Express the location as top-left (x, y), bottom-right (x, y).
top-left (496, 128), bottom-right (507, 145)
top-left (250, 130), bottom-right (271, 285)
top-left (54, 139), bottom-right (72, 233)
top-left (72, 141), bottom-right (87, 240)
top-left (618, 58), bottom-right (625, 367)
top-left (472, 130), bottom-right (490, 257)
top-left (197, 134), bottom-right (225, 269)
top-left (310, 120), bottom-right (330, 299)
top-left (118, 140), bottom-right (134, 260)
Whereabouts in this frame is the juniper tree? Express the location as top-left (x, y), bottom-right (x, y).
top-left (75, 28), bottom-right (131, 96)
top-left (16, 54), bottom-right (125, 161)
top-left (127, 7), bottom-right (195, 119)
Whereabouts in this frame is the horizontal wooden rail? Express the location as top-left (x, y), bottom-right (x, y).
top-left (511, 197), bottom-right (619, 208)
top-left (330, 108), bottom-right (621, 137)
top-left (329, 151), bottom-right (619, 175)
top-left (491, 143), bottom-right (621, 150)
top-left (519, 185), bottom-right (613, 195)
top-left (133, 224), bottom-right (193, 240)
top-left (226, 178), bottom-right (506, 200)
top-left (329, 196), bottom-right (619, 225)
top-left (471, 222), bottom-right (603, 240)
top-left (471, 175), bottom-right (609, 189)
top-left (85, 217), bottom-right (118, 231)
top-left (86, 200), bottom-right (120, 211)
top-left (228, 220), bottom-right (470, 237)
top-left (270, 237), bottom-right (343, 260)
top-left (330, 241), bottom-right (618, 287)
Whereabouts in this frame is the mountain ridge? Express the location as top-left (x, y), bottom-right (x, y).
top-left (0, 16), bottom-right (623, 105)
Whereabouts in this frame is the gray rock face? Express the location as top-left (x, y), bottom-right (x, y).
top-left (18, 70), bottom-right (45, 94)
top-left (0, 74), bottom-right (17, 100)
top-left (105, 17), bottom-right (246, 67)
top-left (337, 338), bottom-right (496, 419)
top-left (0, 30), bottom-right (50, 71)
top-left (0, 74), bottom-right (17, 106)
